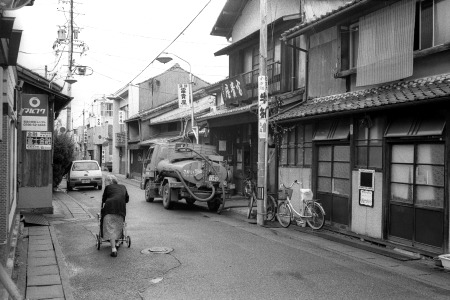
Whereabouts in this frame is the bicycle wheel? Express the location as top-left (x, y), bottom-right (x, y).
top-left (247, 195), bottom-right (255, 219)
top-left (277, 202), bottom-right (291, 228)
top-left (305, 203), bottom-right (325, 230)
top-left (266, 195), bottom-right (277, 221)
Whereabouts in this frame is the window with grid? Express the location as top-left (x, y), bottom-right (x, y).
top-left (414, 0), bottom-right (450, 51)
top-left (355, 116), bottom-right (384, 169)
top-left (279, 124), bottom-right (312, 167)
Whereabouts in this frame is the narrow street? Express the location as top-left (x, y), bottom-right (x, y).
top-left (43, 177), bottom-right (450, 300)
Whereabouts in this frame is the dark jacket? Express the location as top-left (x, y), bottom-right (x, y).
top-left (101, 184), bottom-right (129, 218)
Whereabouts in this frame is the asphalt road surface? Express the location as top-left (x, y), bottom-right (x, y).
top-left (55, 181), bottom-right (450, 300)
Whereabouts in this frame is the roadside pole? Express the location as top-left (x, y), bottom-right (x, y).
top-left (257, 0), bottom-right (268, 226)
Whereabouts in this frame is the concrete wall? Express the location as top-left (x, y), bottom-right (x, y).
top-left (18, 186), bottom-right (53, 213)
top-left (351, 171), bottom-right (383, 239)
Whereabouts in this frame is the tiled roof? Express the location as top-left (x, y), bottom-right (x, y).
top-left (281, 0), bottom-right (365, 40)
top-left (197, 102), bottom-right (257, 121)
top-left (150, 97), bottom-right (214, 124)
top-left (272, 73), bottom-right (450, 122)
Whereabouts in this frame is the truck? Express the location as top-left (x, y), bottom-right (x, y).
top-left (140, 142), bottom-right (231, 212)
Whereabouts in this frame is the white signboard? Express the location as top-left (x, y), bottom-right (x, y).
top-left (119, 111), bottom-right (124, 124)
top-left (359, 189), bottom-right (374, 207)
top-left (258, 76), bottom-right (268, 139)
top-left (96, 117), bottom-right (102, 127)
top-left (26, 131), bottom-right (52, 150)
top-left (21, 94), bottom-right (48, 131)
top-left (178, 84), bottom-right (190, 108)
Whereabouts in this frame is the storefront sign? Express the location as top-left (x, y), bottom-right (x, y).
top-left (359, 169), bottom-right (375, 207)
top-left (258, 76), bottom-right (268, 139)
top-left (26, 131), bottom-right (52, 150)
top-left (178, 84), bottom-right (190, 107)
top-left (21, 94), bottom-right (48, 131)
top-left (221, 74), bottom-right (248, 105)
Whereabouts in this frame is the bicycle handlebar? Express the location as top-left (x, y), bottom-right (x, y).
top-left (280, 179), bottom-right (299, 189)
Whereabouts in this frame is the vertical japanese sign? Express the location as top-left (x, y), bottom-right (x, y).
top-left (119, 111), bottom-right (124, 124)
top-left (102, 149), bottom-right (105, 163)
top-left (178, 84), bottom-right (190, 108)
top-left (221, 74), bottom-right (248, 105)
top-left (21, 94), bottom-right (48, 131)
top-left (258, 76), bottom-right (268, 139)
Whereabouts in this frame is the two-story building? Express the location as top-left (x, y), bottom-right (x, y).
top-left (198, 0), bottom-right (349, 194)
top-left (271, 0), bottom-right (450, 256)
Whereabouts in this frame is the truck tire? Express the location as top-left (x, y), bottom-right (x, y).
top-left (162, 184), bottom-right (173, 209)
top-left (207, 199), bottom-right (221, 212)
top-left (145, 182), bottom-right (154, 202)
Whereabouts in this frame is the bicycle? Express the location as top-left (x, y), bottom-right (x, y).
top-left (244, 172), bottom-right (277, 221)
top-left (276, 180), bottom-right (325, 229)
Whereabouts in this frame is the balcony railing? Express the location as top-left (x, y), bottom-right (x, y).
top-left (242, 61), bottom-right (281, 100)
top-left (216, 61), bottom-right (282, 107)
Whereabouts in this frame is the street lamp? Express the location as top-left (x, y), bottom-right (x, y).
top-left (156, 52), bottom-right (198, 144)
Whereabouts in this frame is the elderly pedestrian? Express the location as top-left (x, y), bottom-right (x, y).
top-left (101, 175), bottom-right (129, 257)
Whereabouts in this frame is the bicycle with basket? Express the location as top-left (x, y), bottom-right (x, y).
top-left (276, 180), bottom-right (325, 229)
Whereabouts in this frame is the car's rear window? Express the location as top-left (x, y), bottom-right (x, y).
top-left (72, 162), bottom-right (100, 171)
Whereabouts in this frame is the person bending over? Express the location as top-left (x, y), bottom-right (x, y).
top-left (101, 175), bottom-right (129, 257)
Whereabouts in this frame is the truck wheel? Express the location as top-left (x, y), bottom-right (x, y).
top-left (145, 182), bottom-right (154, 202)
top-left (207, 199), bottom-right (220, 212)
top-left (186, 199), bottom-right (196, 206)
top-left (162, 184), bottom-right (173, 209)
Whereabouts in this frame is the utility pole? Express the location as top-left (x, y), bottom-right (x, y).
top-left (82, 109), bottom-right (86, 159)
top-left (66, 0), bottom-right (74, 133)
top-left (257, 0), bottom-right (268, 226)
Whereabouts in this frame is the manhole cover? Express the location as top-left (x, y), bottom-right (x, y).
top-left (141, 247), bottom-right (173, 254)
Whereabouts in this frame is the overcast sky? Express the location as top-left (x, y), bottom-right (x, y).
top-left (9, 0), bottom-right (229, 128)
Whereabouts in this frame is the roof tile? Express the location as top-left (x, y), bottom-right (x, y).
top-left (272, 73), bottom-right (450, 122)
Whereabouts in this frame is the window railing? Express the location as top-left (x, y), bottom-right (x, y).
top-left (241, 61), bottom-right (282, 100)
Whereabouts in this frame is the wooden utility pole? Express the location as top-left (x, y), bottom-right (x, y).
top-left (257, 0), bottom-right (268, 226)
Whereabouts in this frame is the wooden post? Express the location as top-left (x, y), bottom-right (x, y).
top-left (257, 0), bottom-right (268, 226)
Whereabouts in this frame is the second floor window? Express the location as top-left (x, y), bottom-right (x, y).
top-left (414, 0), bottom-right (450, 50)
top-left (101, 103), bottom-right (113, 117)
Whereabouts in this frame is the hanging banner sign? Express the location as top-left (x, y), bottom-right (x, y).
top-left (178, 84), bottom-right (190, 108)
top-left (119, 111), bottom-right (125, 124)
top-left (258, 76), bottom-right (268, 139)
top-left (221, 74), bottom-right (248, 105)
top-left (26, 131), bottom-right (52, 150)
top-left (21, 94), bottom-right (48, 131)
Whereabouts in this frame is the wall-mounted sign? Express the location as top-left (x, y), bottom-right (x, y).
top-left (258, 76), bottom-right (268, 139)
top-left (359, 189), bottom-right (374, 207)
top-left (119, 111), bottom-right (125, 124)
top-left (358, 169), bottom-right (375, 207)
top-left (21, 94), bottom-right (48, 131)
top-left (26, 131), bottom-right (52, 150)
top-left (178, 84), bottom-right (190, 108)
top-left (221, 74), bottom-right (248, 105)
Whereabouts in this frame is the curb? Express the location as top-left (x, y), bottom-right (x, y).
top-left (49, 225), bottom-right (74, 300)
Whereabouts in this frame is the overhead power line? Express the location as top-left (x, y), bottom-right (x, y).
top-left (126, 0), bottom-right (212, 85)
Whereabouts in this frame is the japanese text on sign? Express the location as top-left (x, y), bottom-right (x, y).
top-left (178, 84), bottom-right (190, 107)
top-left (21, 94), bottom-right (49, 131)
top-left (258, 76), bottom-right (268, 139)
top-left (221, 74), bottom-right (248, 104)
top-left (26, 131), bottom-right (52, 150)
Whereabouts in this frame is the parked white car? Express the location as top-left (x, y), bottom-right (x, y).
top-left (67, 160), bottom-right (103, 191)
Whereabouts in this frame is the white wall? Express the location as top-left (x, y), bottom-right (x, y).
top-left (232, 0), bottom-right (301, 42)
top-left (351, 171), bottom-right (383, 238)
